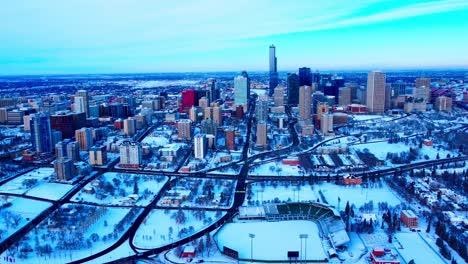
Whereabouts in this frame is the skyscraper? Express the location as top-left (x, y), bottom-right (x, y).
top-left (123, 118), bottom-right (137, 136)
top-left (89, 145), bottom-right (107, 166)
top-left (75, 90), bottom-right (89, 117)
top-left (54, 158), bottom-right (75, 181)
top-left (194, 133), bottom-right (207, 159)
top-left (256, 122), bottom-right (268, 147)
top-left (299, 85), bottom-right (312, 121)
top-left (255, 97), bottom-right (269, 123)
top-left (415, 77), bottom-right (431, 102)
top-left (338, 87), bottom-right (351, 106)
top-left (234, 71), bottom-right (250, 111)
top-left (225, 127), bottom-right (235, 150)
top-left (366, 71), bottom-right (386, 113)
top-left (273, 86), bottom-right (284, 107)
top-left (30, 112), bottom-right (53, 153)
top-left (177, 119), bottom-right (192, 139)
top-left (298, 67), bottom-right (312, 86)
top-left (119, 141), bottom-right (142, 168)
top-left (75, 127), bottom-right (93, 151)
top-left (287, 73), bottom-right (300, 105)
top-left (269, 45), bottom-right (278, 96)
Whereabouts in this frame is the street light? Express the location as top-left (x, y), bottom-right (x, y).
top-left (300, 234), bottom-right (308, 262)
top-left (249, 233), bottom-right (255, 263)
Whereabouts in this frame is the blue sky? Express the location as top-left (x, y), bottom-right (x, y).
top-left (1, 0), bottom-right (468, 75)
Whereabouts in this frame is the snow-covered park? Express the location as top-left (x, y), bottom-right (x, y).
top-left (71, 172), bottom-right (168, 206)
top-left (249, 161), bottom-right (303, 176)
top-left (0, 168), bottom-right (54, 195)
top-left (1, 204), bottom-right (141, 264)
top-left (0, 196), bottom-right (51, 243)
top-left (215, 220), bottom-right (326, 261)
top-left (244, 181), bottom-right (319, 206)
top-left (133, 209), bottom-right (225, 249)
top-left (317, 181), bottom-right (404, 211)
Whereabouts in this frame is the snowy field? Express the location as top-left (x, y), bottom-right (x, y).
top-left (215, 220), bottom-right (326, 261)
top-left (1, 205), bottom-right (141, 264)
top-left (133, 209), bottom-right (225, 249)
top-left (25, 182), bottom-right (73, 200)
top-left (395, 233), bottom-right (446, 264)
top-left (141, 135), bottom-right (169, 147)
top-left (0, 168), bottom-right (54, 195)
top-left (72, 172), bottom-right (168, 206)
top-left (351, 141), bottom-right (455, 162)
top-left (317, 182), bottom-right (403, 211)
top-left (0, 197), bottom-right (51, 243)
top-left (249, 161), bottom-right (302, 176)
top-left (244, 181), bottom-right (319, 206)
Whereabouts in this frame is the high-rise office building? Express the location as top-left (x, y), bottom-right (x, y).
top-left (415, 77), bottom-right (431, 102)
top-left (338, 87), bottom-right (351, 106)
top-left (66, 141), bottom-right (80, 162)
top-left (255, 98), bottom-right (269, 123)
top-left (287, 73), bottom-right (300, 105)
top-left (31, 112), bottom-right (53, 153)
top-left (89, 145), bottom-right (107, 166)
top-left (201, 118), bottom-right (217, 136)
top-left (269, 45), bottom-right (278, 96)
top-left (75, 127), bottom-right (93, 151)
top-left (435, 96), bottom-right (452, 111)
top-left (312, 91), bottom-right (325, 115)
top-left (54, 158), bottom-right (75, 181)
top-left (177, 119), bottom-right (192, 139)
top-left (207, 78), bottom-right (220, 103)
top-left (298, 67), bottom-right (312, 86)
top-left (180, 89), bottom-right (196, 113)
top-left (234, 71), bottom-right (250, 111)
top-left (55, 141), bottom-right (68, 160)
top-left (273, 86), bottom-right (284, 107)
top-left (119, 141), bottom-right (142, 168)
top-left (123, 118), bottom-right (137, 136)
top-left (366, 71), bottom-right (386, 113)
top-left (225, 128), bottom-right (235, 150)
top-left (75, 90), bottom-right (89, 117)
top-left (299, 85), bottom-right (312, 121)
top-left (194, 134), bottom-right (207, 159)
top-left (212, 106), bottom-right (222, 126)
top-left (199, 97), bottom-right (209, 109)
top-left (320, 114), bottom-right (334, 135)
top-left (256, 122), bottom-right (268, 147)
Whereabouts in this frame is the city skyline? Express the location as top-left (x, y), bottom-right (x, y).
top-left (1, 0), bottom-right (468, 75)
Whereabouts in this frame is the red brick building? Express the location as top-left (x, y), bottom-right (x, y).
top-left (400, 210), bottom-right (418, 228)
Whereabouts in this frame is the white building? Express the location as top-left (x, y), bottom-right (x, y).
top-left (119, 141), bottom-right (142, 168)
top-left (194, 133), bottom-right (207, 159)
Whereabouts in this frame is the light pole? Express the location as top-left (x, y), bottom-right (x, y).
top-left (249, 233), bottom-right (255, 263)
top-left (300, 234), bottom-right (308, 262)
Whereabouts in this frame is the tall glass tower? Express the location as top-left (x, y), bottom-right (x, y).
top-left (269, 45), bottom-right (278, 96)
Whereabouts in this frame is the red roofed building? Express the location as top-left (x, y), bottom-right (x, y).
top-left (370, 247), bottom-right (400, 264)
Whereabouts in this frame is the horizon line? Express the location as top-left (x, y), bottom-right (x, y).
top-left (1, 66), bottom-right (468, 78)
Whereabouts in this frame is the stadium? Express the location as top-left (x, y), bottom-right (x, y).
top-left (215, 202), bottom-right (350, 262)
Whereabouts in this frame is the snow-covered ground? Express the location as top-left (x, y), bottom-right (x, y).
top-left (0, 197), bottom-right (51, 243)
top-left (133, 209), bottom-right (225, 249)
top-left (317, 182), bottom-right (404, 211)
top-left (141, 135), bottom-right (169, 147)
top-left (351, 141), bottom-right (455, 162)
top-left (215, 220), bottom-right (327, 261)
top-left (244, 181), bottom-right (319, 205)
top-left (25, 182), bottom-right (73, 200)
top-left (1, 205), bottom-right (141, 264)
top-left (395, 232), bottom-right (446, 264)
top-left (0, 168), bottom-right (54, 195)
top-left (71, 172), bottom-right (168, 206)
top-left (249, 161), bottom-right (303, 176)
